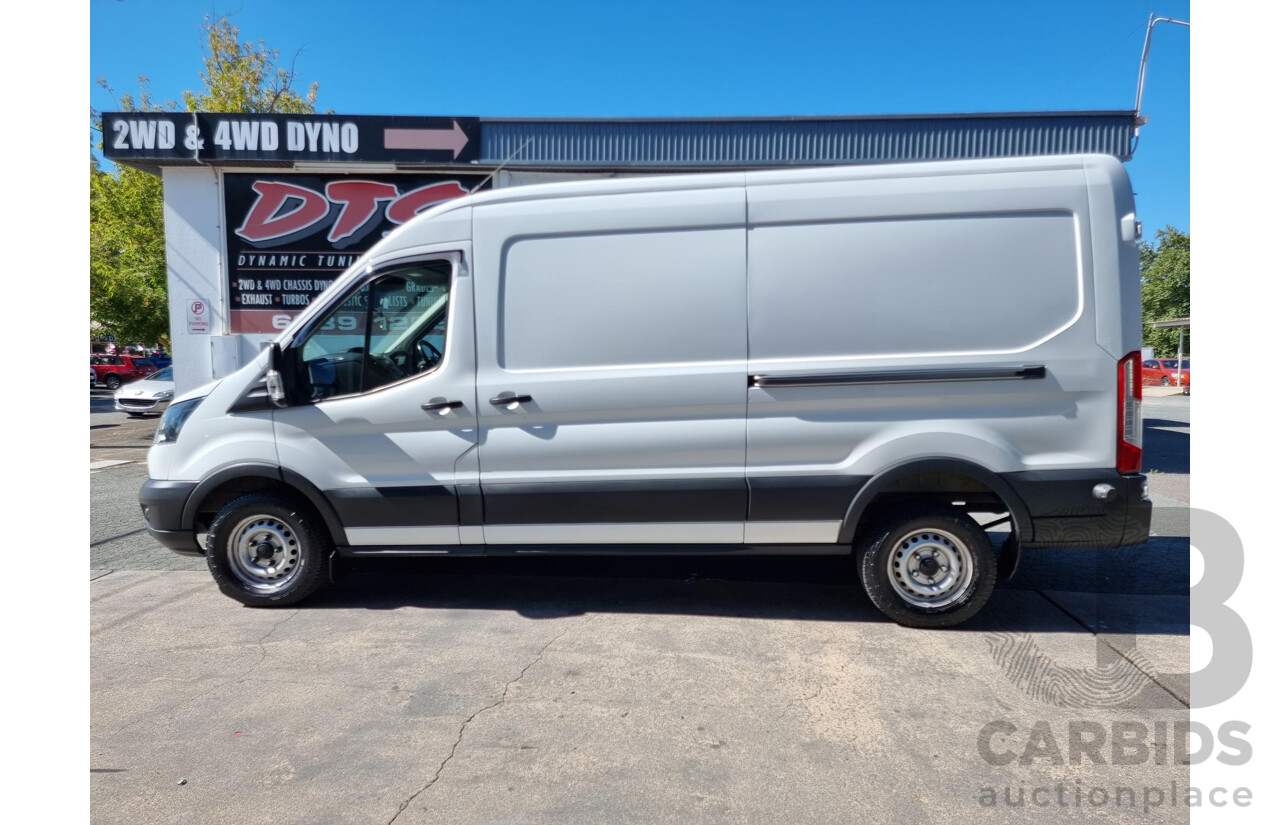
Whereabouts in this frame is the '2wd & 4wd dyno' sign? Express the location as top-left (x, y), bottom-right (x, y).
top-left (100, 112), bottom-right (490, 334)
top-left (102, 113), bottom-right (481, 164)
top-left (223, 174), bottom-right (489, 333)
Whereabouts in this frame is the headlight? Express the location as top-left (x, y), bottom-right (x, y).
top-left (154, 397), bottom-right (204, 444)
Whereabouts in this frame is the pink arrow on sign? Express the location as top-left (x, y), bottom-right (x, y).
top-left (383, 121), bottom-right (469, 159)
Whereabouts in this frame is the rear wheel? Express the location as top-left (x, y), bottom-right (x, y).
top-left (1160, 376), bottom-right (1171, 386)
top-left (105, 374), bottom-right (122, 390)
top-left (856, 504), bottom-right (997, 628)
top-left (206, 494), bottom-right (331, 606)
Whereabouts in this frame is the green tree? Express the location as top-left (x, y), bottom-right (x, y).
top-left (181, 16), bottom-right (318, 114)
top-left (90, 155), bottom-right (169, 348)
top-left (91, 16), bottom-right (319, 348)
top-left (1140, 226), bottom-right (1190, 357)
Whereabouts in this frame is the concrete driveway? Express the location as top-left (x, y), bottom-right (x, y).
top-left (90, 394), bottom-right (1192, 824)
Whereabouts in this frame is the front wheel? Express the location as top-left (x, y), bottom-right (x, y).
top-left (1160, 376), bottom-right (1171, 386)
top-left (856, 505), bottom-right (997, 628)
top-left (205, 494), bottom-right (331, 606)
top-left (105, 374), bottom-right (122, 390)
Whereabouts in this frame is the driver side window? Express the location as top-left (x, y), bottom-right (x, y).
top-left (296, 260), bottom-right (452, 401)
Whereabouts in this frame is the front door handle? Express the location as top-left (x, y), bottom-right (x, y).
top-left (489, 394), bottom-right (533, 406)
top-left (421, 400), bottom-right (463, 412)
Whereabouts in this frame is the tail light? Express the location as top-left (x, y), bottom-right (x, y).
top-left (1117, 351), bottom-right (1143, 473)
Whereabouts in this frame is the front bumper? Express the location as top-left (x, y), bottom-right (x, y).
top-left (139, 479), bottom-right (202, 555)
top-left (1003, 470), bottom-right (1151, 549)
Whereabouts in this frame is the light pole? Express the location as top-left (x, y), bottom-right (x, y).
top-left (1132, 13), bottom-right (1190, 152)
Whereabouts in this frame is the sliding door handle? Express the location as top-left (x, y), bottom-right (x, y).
top-left (421, 399), bottom-right (463, 412)
top-left (489, 394), bottom-right (533, 406)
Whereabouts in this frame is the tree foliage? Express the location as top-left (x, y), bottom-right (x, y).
top-left (1139, 226), bottom-right (1191, 357)
top-left (91, 16), bottom-right (319, 348)
top-left (90, 156), bottom-right (169, 348)
top-left (181, 17), bottom-right (318, 114)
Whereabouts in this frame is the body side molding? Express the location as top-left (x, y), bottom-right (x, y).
top-left (750, 364), bottom-right (1046, 389)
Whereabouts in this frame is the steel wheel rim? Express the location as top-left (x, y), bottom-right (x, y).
top-left (227, 515), bottom-right (303, 592)
top-left (886, 527), bottom-right (974, 609)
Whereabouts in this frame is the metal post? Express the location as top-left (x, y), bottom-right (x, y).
top-left (1132, 14), bottom-right (1191, 154)
top-left (1175, 328), bottom-right (1185, 388)
top-left (1134, 15), bottom-right (1192, 115)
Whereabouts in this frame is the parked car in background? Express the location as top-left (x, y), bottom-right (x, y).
top-left (1142, 358), bottom-right (1191, 388)
top-left (114, 366), bottom-right (174, 416)
top-left (90, 367), bottom-right (97, 388)
top-left (90, 354), bottom-right (157, 389)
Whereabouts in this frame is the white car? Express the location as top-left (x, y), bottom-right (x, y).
top-left (114, 366), bottom-right (174, 416)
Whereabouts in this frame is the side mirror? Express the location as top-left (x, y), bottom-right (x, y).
top-left (265, 343), bottom-right (288, 407)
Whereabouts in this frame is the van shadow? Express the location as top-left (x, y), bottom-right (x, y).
top-left (1143, 418), bottom-right (1190, 474)
top-left (306, 533), bottom-right (1189, 636)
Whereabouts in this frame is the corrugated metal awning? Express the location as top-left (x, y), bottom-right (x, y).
top-left (481, 111), bottom-right (1135, 169)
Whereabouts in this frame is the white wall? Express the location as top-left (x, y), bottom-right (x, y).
top-left (162, 167), bottom-right (224, 396)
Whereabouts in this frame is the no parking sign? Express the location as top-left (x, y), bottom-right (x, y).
top-left (187, 299), bottom-right (210, 334)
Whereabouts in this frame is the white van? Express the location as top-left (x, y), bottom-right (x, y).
top-left (141, 154), bottom-right (1150, 627)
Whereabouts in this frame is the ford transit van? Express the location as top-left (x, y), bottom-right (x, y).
top-left (140, 154), bottom-right (1151, 627)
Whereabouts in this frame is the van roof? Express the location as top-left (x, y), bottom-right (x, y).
top-left (430, 153), bottom-right (1108, 215)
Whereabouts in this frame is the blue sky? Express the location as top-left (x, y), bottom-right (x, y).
top-left (90, 0), bottom-right (1190, 233)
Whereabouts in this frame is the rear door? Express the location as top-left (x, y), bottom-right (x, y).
top-left (472, 184), bottom-right (750, 545)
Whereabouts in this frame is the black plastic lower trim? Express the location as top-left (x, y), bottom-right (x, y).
top-left (481, 479), bottom-right (747, 525)
top-left (145, 527), bottom-right (204, 555)
top-left (838, 458), bottom-right (1034, 544)
top-left (325, 485), bottom-right (458, 527)
top-left (1003, 469), bottom-right (1150, 548)
top-left (140, 479), bottom-right (196, 533)
top-left (747, 475), bottom-right (868, 521)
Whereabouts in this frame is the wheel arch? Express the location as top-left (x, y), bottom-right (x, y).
top-left (837, 457), bottom-right (1032, 545)
top-left (181, 463), bottom-right (348, 547)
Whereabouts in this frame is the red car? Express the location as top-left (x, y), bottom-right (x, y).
top-left (91, 354), bottom-right (157, 389)
top-left (1142, 358), bottom-right (1190, 388)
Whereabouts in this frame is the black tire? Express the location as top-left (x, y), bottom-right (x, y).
top-left (1160, 376), bottom-right (1170, 386)
top-left (205, 493), bottom-right (331, 606)
top-left (855, 504), bottom-right (997, 628)
top-left (105, 374), bottom-right (122, 390)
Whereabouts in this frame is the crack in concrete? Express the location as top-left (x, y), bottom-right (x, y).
top-left (387, 623), bottom-right (574, 825)
top-left (1034, 589), bottom-right (1189, 709)
top-left (775, 687), bottom-right (824, 721)
top-left (238, 609), bottom-right (301, 683)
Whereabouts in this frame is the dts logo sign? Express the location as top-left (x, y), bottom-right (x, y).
top-left (234, 179), bottom-right (471, 249)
